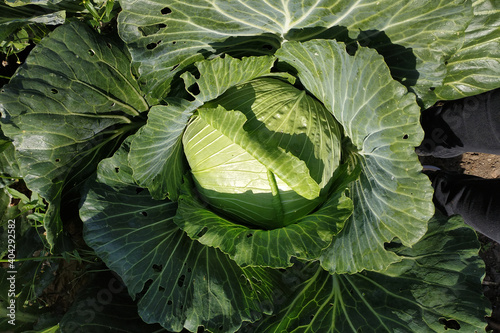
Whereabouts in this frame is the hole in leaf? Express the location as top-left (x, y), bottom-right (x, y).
top-left (247, 233), bottom-right (253, 238)
top-left (429, 86), bottom-right (436, 91)
top-left (187, 267), bottom-right (192, 273)
top-left (111, 102), bottom-right (116, 107)
top-left (146, 42), bottom-right (160, 50)
top-left (51, 88), bottom-right (58, 94)
top-left (106, 42), bottom-right (112, 49)
top-left (136, 187), bottom-right (145, 194)
top-left (139, 279), bottom-right (153, 297)
top-left (152, 264), bottom-right (163, 272)
top-left (88, 49), bottom-right (95, 56)
top-left (114, 167), bottom-right (120, 173)
top-left (219, 326), bottom-right (224, 331)
top-left (55, 158), bottom-right (61, 163)
top-left (161, 7), bottom-right (172, 14)
top-left (172, 41), bottom-right (177, 45)
top-left (139, 24), bottom-right (167, 36)
top-left (197, 226), bottom-right (208, 238)
top-left (177, 274), bottom-right (186, 287)
top-left (141, 211), bottom-right (148, 217)
top-left (167, 300), bottom-right (172, 305)
top-left (384, 239), bottom-right (403, 251)
top-left (159, 286), bottom-right (165, 291)
top-left (170, 64), bottom-right (179, 72)
top-left (188, 82), bottom-right (200, 96)
top-left (402, 134), bottom-right (409, 139)
top-left (192, 68), bottom-right (201, 80)
top-left (439, 318), bottom-right (461, 330)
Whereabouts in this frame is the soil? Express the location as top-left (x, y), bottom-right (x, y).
top-left (420, 152), bottom-right (500, 332)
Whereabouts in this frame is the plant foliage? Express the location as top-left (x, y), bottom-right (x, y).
top-left (1, 0), bottom-right (498, 332)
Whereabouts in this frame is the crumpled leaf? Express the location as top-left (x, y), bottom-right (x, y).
top-left (242, 213), bottom-right (489, 333)
top-left (118, 0), bottom-right (470, 105)
top-left (0, 2), bottom-right (65, 42)
top-left (0, 21), bottom-right (148, 250)
top-left (128, 54), bottom-right (275, 200)
top-left (175, 165), bottom-right (353, 268)
top-left (436, 0), bottom-right (500, 99)
top-left (277, 40), bottom-right (434, 274)
top-left (81, 139), bottom-right (285, 333)
top-left (4, 0), bottom-right (65, 6)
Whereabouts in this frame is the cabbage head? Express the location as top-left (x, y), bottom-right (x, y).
top-left (182, 78), bottom-right (342, 229)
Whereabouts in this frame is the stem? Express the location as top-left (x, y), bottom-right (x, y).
top-left (82, 0), bottom-right (101, 21)
top-left (0, 175), bottom-right (22, 179)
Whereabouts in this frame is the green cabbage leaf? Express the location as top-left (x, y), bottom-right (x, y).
top-left (436, 0), bottom-right (500, 99)
top-left (118, 0), bottom-right (471, 106)
top-left (80, 139), bottom-right (286, 333)
top-left (276, 40), bottom-right (434, 273)
top-left (240, 213), bottom-right (489, 333)
top-left (0, 22), bottom-right (147, 250)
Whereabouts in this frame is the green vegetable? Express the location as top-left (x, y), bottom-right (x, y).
top-left (1, 0), bottom-right (497, 332)
top-left (182, 78), bottom-right (342, 229)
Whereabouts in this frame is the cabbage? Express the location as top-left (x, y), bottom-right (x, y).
top-left (182, 78), bottom-right (342, 229)
top-left (1, 1), bottom-right (493, 330)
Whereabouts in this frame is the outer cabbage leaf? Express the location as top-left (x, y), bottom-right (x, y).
top-left (128, 54), bottom-right (276, 200)
top-left (436, 0), bottom-right (500, 99)
top-left (0, 141), bottom-right (23, 259)
top-left (180, 55), bottom-right (277, 105)
top-left (128, 99), bottom-right (193, 201)
top-left (80, 139), bottom-right (285, 333)
top-left (4, 0), bottom-right (65, 6)
top-left (117, 0), bottom-right (470, 105)
top-left (58, 271), bottom-right (168, 332)
top-left (175, 164), bottom-right (354, 268)
top-left (0, 22), bottom-right (148, 250)
top-left (241, 214), bottom-right (489, 333)
top-left (0, 140), bottom-right (21, 188)
top-left (0, 2), bottom-right (65, 42)
top-left (276, 40), bottom-right (434, 274)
